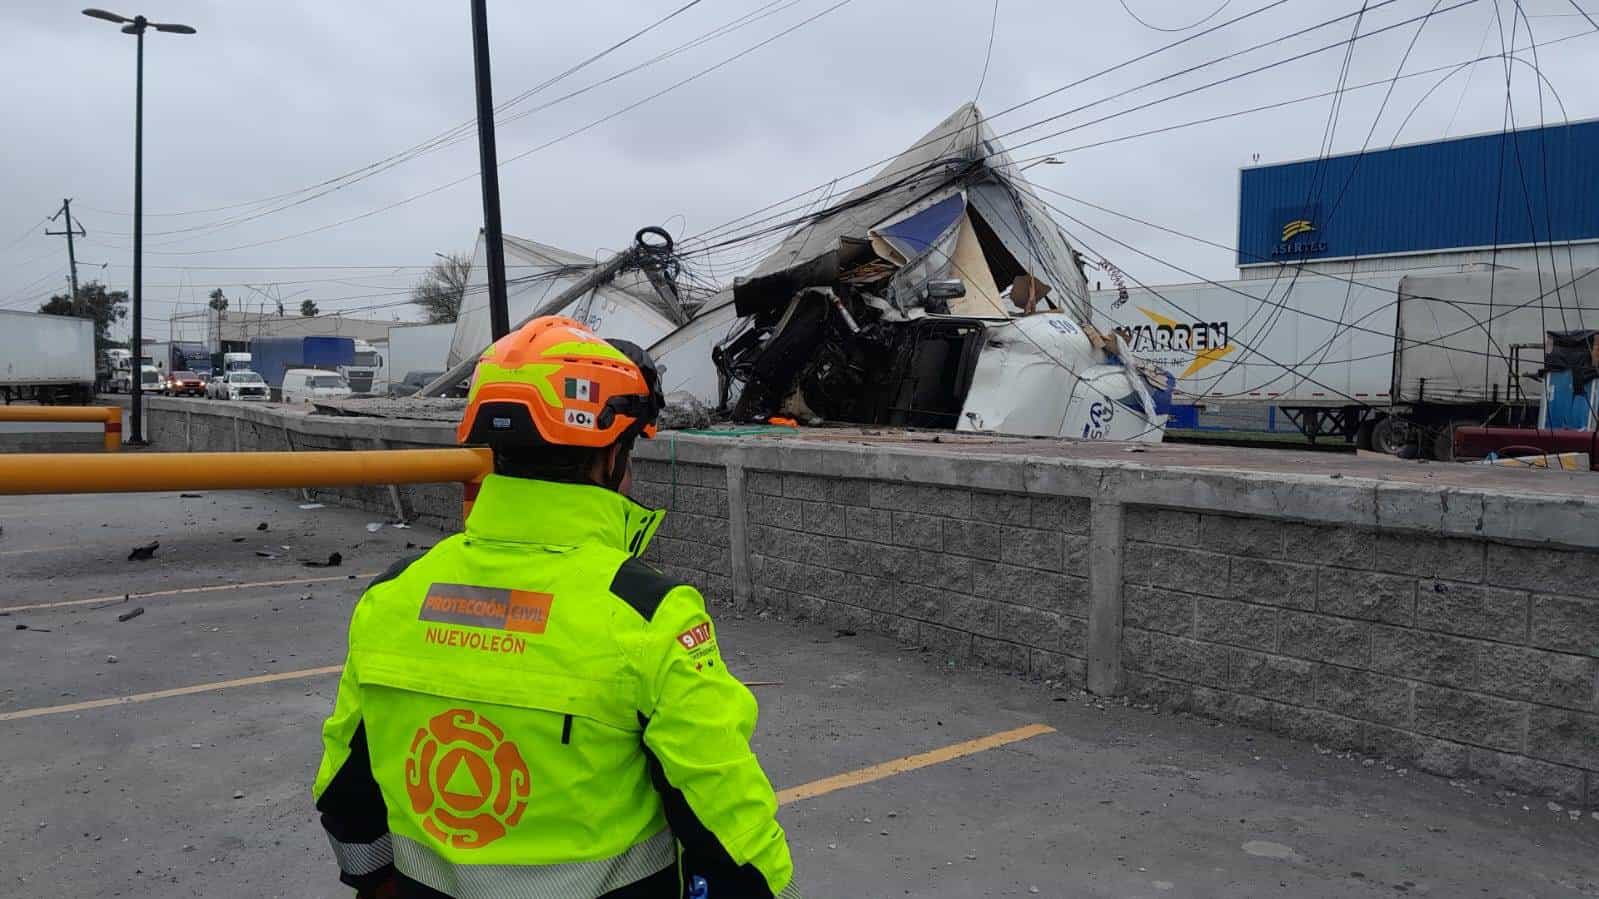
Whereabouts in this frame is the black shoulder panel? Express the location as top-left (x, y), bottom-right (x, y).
top-left (609, 557), bottom-right (682, 621)
top-left (366, 553), bottom-right (423, 593)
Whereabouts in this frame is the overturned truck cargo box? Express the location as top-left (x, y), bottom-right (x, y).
top-left (658, 103), bottom-right (1165, 442)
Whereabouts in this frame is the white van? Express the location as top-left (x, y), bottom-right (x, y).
top-left (281, 368), bottom-right (353, 405)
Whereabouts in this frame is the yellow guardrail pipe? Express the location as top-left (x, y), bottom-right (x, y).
top-left (0, 448), bottom-right (493, 503)
top-left (0, 406), bottom-right (122, 452)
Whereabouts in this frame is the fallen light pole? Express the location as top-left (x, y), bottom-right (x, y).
top-left (0, 447), bottom-right (493, 515)
top-left (0, 405), bottom-right (123, 452)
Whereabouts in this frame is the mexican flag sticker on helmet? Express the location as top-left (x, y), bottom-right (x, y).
top-left (564, 377), bottom-right (601, 403)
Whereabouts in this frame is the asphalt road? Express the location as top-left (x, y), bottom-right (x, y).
top-left (2, 490), bottom-right (1595, 898)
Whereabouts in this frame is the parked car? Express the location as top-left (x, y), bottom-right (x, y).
top-left (218, 370), bottom-right (270, 402)
top-left (165, 370), bottom-right (206, 397)
top-left (280, 368), bottom-right (353, 405)
top-left (389, 369), bottom-right (444, 398)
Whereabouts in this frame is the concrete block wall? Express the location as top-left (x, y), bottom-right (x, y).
top-left (1121, 509), bottom-right (1599, 803)
top-left (742, 472), bottom-right (1091, 685)
top-left (136, 398), bottom-right (1599, 803)
top-left (630, 459), bottom-right (733, 606)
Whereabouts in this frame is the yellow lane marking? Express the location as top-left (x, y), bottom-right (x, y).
top-left (5, 573), bottom-right (379, 613)
top-left (4, 667), bottom-right (1053, 811)
top-left (0, 545), bottom-right (77, 557)
top-left (776, 723), bottom-right (1056, 805)
top-left (0, 665), bottom-right (343, 722)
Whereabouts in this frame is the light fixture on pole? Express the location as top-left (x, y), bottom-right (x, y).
top-left (81, 8), bottom-right (196, 444)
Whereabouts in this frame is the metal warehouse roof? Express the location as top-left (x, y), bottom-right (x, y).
top-left (1237, 119), bottom-right (1599, 266)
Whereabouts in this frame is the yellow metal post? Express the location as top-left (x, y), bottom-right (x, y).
top-left (0, 448), bottom-right (493, 497)
top-left (0, 406), bottom-right (124, 452)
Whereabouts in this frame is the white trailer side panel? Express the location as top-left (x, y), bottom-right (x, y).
top-left (1395, 269), bottom-right (1599, 403)
top-left (0, 310), bottom-right (95, 387)
top-left (385, 323), bottom-right (456, 391)
top-left (1095, 273), bottom-right (1401, 407)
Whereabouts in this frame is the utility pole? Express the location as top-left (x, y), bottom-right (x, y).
top-left (45, 199), bottom-right (86, 315)
top-left (469, 0), bottom-right (511, 342)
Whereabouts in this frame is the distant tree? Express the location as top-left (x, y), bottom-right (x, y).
top-left (410, 252), bottom-right (471, 323)
top-left (207, 287), bottom-right (229, 313)
top-left (300, 299), bottom-right (319, 317)
top-left (39, 281), bottom-right (128, 354)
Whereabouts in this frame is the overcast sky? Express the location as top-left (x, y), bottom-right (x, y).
top-left (2, 0), bottom-right (1595, 340)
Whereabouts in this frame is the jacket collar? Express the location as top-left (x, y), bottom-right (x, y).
top-left (464, 474), bottom-right (665, 557)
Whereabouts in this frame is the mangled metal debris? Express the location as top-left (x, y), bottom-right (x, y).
top-left (650, 103), bottom-right (1167, 442)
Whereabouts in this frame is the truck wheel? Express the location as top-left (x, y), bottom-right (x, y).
top-left (1355, 419), bottom-right (1376, 451)
top-left (1369, 415), bottom-right (1410, 455)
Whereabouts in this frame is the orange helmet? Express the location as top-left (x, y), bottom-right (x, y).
top-left (457, 316), bottom-right (663, 449)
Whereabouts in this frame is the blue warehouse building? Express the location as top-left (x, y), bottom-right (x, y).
top-left (1236, 118), bottom-right (1599, 282)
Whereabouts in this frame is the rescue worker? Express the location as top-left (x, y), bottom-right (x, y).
top-left (312, 316), bottom-right (800, 898)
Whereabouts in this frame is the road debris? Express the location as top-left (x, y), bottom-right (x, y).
top-left (230, 537), bottom-right (246, 543)
top-left (15, 623), bottom-right (53, 632)
top-left (298, 503), bottom-right (324, 510)
top-left (116, 607), bottom-right (145, 623)
top-left (256, 522), bottom-right (269, 531)
top-left (365, 522), bottom-right (384, 533)
top-left (179, 493), bottom-right (202, 499)
top-left (105, 655), bottom-right (118, 664)
top-left (254, 551), bottom-right (278, 559)
top-left (127, 541), bottom-right (159, 561)
top-left (303, 552), bottom-right (342, 568)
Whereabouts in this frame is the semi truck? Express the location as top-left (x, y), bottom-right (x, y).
top-left (342, 339), bottom-right (384, 394)
top-left (248, 336), bottom-right (355, 401)
top-left (169, 341), bottom-right (213, 377)
top-left (1097, 267), bottom-right (1599, 456)
top-left (0, 310), bottom-right (97, 404)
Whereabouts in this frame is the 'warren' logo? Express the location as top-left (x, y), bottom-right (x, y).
top-left (1114, 307), bottom-right (1236, 379)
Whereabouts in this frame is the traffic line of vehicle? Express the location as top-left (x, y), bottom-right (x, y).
top-left (0, 665), bottom-right (344, 722)
top-left (775, 724), bottom-right (1056, 805)
top-left (5, 572), bottom-right (375, 613)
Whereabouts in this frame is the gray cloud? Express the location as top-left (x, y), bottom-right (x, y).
top-left (1, 0), bottom-right (1594, 339)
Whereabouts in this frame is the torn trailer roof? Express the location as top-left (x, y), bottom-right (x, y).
top-left (448, 231), bottom-right (688, 371)
top-left (651, 103), bottom-right (1169, 442)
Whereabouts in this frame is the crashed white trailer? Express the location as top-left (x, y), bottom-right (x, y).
top-left (667, 102), bottom-right (1165, 443)
top-left (449, 232), bottom-right (678, 370)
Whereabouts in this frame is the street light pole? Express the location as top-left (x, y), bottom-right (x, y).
top-left (132, 19), bottom-right (145, 441)
top-left (82, 8), bottom-right (195, 444)
top-left (469, 0), bottom-right (511, 342)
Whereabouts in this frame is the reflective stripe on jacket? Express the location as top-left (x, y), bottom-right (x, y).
top-left (312, 474), bottom-right (798, 898)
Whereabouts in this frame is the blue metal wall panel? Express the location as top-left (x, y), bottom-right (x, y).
top-left (1238, 120), bottom-right (1599, 266)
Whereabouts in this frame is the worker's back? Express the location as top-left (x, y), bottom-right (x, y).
top-left (314, 474), bottom-right (796, 898)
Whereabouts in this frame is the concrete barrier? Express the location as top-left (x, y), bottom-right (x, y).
top-left (134, 396), bottom-right (1599, 806)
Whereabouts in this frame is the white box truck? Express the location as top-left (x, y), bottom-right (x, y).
top-left (0, 310), bottom-right (96, 404)
top-left (385, 322), bottom-right (455, 395)
top-left (1098, 267), bottom-right (1599, 456)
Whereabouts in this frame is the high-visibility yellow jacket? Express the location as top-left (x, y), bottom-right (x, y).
top-left (312, 474), bottom-right (798, 898)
